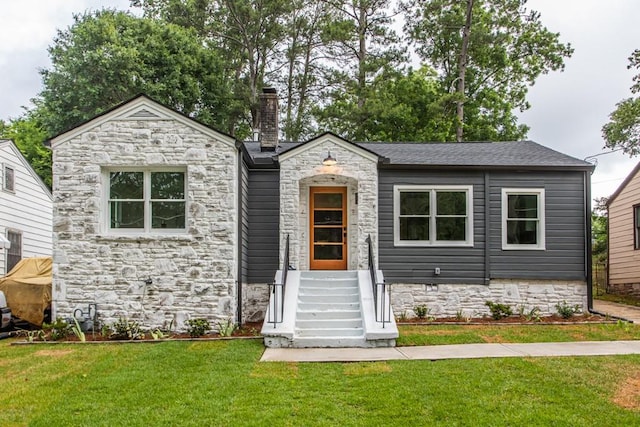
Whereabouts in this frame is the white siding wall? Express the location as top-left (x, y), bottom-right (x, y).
top-left (0, 141), bottom-right (53, 275)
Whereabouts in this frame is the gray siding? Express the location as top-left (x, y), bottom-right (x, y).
top-left (378, 169), bottom-right (486, 285)
top-left (240, 159), bottom-right (249, 283)
top-left (247, 169), bottom-right (280, 282)
top-left (489, 171), bottom-right (586, 280)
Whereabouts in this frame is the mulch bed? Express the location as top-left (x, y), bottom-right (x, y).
top-left (398, 313), bottom-right (616, 326)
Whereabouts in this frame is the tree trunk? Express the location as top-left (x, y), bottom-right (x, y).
top-left (456, 0), bottom-right (474, 142)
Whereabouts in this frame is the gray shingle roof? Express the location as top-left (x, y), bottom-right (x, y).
top-left (243, 140), bottom-right (593, 169)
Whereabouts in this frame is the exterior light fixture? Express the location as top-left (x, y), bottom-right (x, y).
top-left (322, 150), bottom-right (337, 166)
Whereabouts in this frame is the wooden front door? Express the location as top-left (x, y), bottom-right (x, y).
top-left (310, 187), bottom-right (347, 270)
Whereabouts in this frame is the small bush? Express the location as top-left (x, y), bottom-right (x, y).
top-left (555, 301), bottom-right (581, 319)
top-left (414, 305), bottom-right (429, 319)
top-left (42, 317), bottom-right (70, 341)
top-left (485, 301), bottom-right (513, 320)
top-left (186, 318), bottom-right (210, 337)
top-left (216, 319), bottom-right (237, 337)
top-left (110, 318), bottom-right (144, 340)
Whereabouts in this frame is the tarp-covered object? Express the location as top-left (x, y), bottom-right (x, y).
top-left (0, 257), bottom-right (52, 326)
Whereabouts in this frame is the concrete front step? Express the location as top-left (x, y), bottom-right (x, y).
top-left (298, 294), bottom-right (360, 304)
top-left (296, 309), bottom-right (362, 320)
top-left (296, 318), bottom-right (363, 329)
top-left (296, 327), bottom-right (363, 337)
top-left (291, 337), bottom-right (367, 348)
top-left (298, 302), bottom-right (360, 311)
top-left (298, 287), bottom-right (358, 295)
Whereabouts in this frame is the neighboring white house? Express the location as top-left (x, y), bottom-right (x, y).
top-left (0, 139), bottom-right (53, 275)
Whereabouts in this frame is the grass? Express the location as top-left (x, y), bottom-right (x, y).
top-left (397, 322), bottom-right (640, 346)
top-left (596, 292), bottom-right (640, 308)
top-left (0, 324), bottom-right (639, 426)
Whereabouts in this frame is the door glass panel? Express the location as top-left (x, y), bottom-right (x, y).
top-left (314, 228), bottom-right (342, 243)
top-left (314, 193), bottom-right (342, 208)
top-left (314, 245), bottom-right (343, 260)
top-left (314, 211), bottom-right (343, 225)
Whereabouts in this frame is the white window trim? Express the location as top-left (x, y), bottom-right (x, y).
top-left (393, 185), bottom-right (474, 247)
top-left (3, 164), bottom-right (15, 193)
top-left (501, 188), bottom-right (546, 250)
top-left (102, 167), bottom-right (188, 235)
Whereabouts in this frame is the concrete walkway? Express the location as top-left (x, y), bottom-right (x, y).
top-left (261, 340), bottom-right (640, 362)
top-left (592, 300), bottom-right (640, 323)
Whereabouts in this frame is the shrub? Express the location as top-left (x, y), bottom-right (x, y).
top-left (414, 305), bottom-right (429, 319)
top-left (42, 317), bottom-right (70, 341)
top-left (110, 318), bottom-right (144, 340)
top-left (555, 301), bottom-right (581, 319)
top-left (186, 318), bottom-right (210, 338)
top-left (485, 301), bottom-right (513, 320)
top-left (216, 319), bottom-right (237, 337)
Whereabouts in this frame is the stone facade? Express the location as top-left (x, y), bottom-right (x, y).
top-left (279, 136), bottom-right (379, 270)
top-left (242, 283), bottom-right (271, 323)
top-left (51, 102), bottom-right (238, 331)
top-left (390, 280), bottom-right (588, 319)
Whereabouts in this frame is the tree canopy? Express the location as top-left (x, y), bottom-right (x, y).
top-left (602, 49), bottom-right (640, 155)
top-left (36, 9), bottom-right (234, 136)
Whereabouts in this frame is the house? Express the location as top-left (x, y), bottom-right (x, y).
top-left (606, 162), bottom-right (640, 297)
top-left (48, 92), bottom-right (594, 347)
top-left (0, 139), bottom-right (53, 276)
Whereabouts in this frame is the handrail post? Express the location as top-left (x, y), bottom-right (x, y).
top-left (270, 234), bottom-right (289, 328)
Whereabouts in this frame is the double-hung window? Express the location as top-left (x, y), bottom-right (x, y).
top-left (502, 188), bottom-right (545, 250)
top-left (107, 169), bottom-right (186, 233)
top-left (6, 230), bottom-right (21, 273)
top-left (394, 185), bottom-right (473, 246)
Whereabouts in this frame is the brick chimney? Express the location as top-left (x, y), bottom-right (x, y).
top-left (259, 87), bottom-right (279, 151)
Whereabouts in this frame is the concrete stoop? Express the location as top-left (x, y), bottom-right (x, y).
top-left (262, 270), bottom-right (398, 348)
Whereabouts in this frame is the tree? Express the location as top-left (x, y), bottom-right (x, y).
top-left (35, 9), bottom-right (233, 136)
top-left (315, 0), bottom-right (406, 141)
top-left (602, 49), bottom-right (640, 155)
top-left (317, 66), bottom-right (456, 141)
top-left (0, 115), bottom-right (51, 187)
top-left (404, 0), bottom-right (573, 141)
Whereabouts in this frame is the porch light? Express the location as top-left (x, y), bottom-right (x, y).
top-left (323, 150), bottom-right (337, 166)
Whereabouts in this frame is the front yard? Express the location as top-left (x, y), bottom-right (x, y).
top-left (1, 324), bottom-right (639, 426)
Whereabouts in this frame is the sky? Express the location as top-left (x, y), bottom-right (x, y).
top-left (1, 0), bottom-right (639, 203)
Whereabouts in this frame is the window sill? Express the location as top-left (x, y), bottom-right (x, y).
top-left (501, 246), bottom-right (546, 251)
top-left (96, 233), bottom-right (193, 243)
top-left (394, 241), bottom-right (474, 248)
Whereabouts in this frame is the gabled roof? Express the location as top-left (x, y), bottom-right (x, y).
top-left (243, 138), bottom-right (593, 170)
top-left (48, 94), bottom-right (236, 149)
top-left (606, 161), bottom-right (640, 206)
top-left (278, 132), bottom-right (380, 163)
top-left (0, 139), bottom-right (52, 199)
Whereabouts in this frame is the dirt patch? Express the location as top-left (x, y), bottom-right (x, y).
top-left (612, 371), bottom-right (640, 411)
top-left (34, 349), bottom-right (74, 357)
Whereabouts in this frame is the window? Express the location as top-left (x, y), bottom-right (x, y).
top-left (394, 185), bottom-right (473, 246)
top-left (634, 205), bottom-right (640, 250)
top-left (502, 188), bottom-right (545, 250)
top-left (3, 165), bottom-right (14, 192)
top-left (6, 230), bottom-right (21, 273)
top-left (107, 170), bottom-right (186, 233)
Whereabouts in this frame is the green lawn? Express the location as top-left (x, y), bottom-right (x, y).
top-left (1, 325), bottom-right (639, 426)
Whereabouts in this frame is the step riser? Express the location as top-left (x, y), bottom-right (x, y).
top-left (298, 303), bottom-right (360, 311)
top-left (298, 295), bottom-right (359, 304)
top-left (296, 328), bottom-right (364, 337)
top-left (296, 319), bottom-right (363, 329)
top-left (296, 311), bottom-right (361, 320)
top-left (298, 288), bottom-right (358, 295)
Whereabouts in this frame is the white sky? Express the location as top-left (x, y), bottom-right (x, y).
top-left (1, 0), bottom-right (639, 203)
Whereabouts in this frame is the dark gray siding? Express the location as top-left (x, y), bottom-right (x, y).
top-left (240, 159), bottom-right (249, 283)
top-left (489, 171), bottom-right (586, 280)
top-left (247, 169), bottom-right (280, 282)
top-left (378, 169), bottom-right (486, 285)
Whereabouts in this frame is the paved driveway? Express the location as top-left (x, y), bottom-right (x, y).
top-left (593, 300), bottom-right (640, 323)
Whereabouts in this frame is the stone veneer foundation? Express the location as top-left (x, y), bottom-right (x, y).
top-left (51, 102), bottom-right (238, 331)
top-left (390, 280), bottom-right (588, 319)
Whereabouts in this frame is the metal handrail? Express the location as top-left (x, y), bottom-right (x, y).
top-left (366, 234), bottom-right (390, 328)
top-left (268, 234), bottom-right (289, 328)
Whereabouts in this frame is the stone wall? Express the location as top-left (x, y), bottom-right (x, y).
top-left (390, 279), bottom-right (588, 319)
top-left (242, 283), bottom-right (270, 323)
top-left (52, 114), bottom-right (238, 331)
top-left (279, 137), bottom-right (378, 270)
